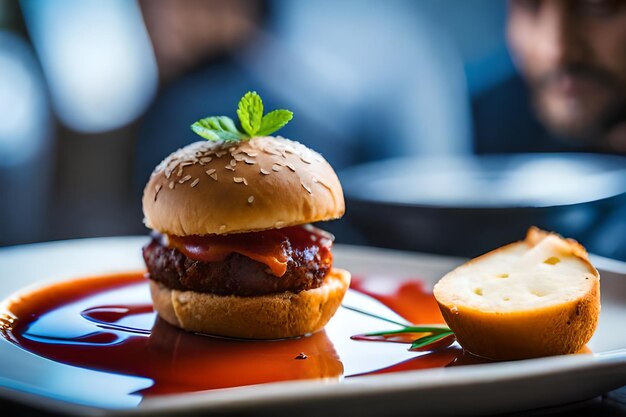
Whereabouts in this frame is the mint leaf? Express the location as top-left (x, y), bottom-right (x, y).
top-left (257, 109), bottom-right (293, 136)
top-left (237, 91), bottom-right (263, 137)
top-left (191, 116), bottom-right (244, 142)
top-left (191, 91), bottom-right (293, 141)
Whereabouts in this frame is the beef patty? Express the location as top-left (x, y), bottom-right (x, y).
top-left (142, 235), bottom-right (332, 296)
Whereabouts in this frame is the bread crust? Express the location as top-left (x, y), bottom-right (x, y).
top-left (142, 137), bottom-right (344, 236)
top-left (434, 228), bottom-right (600, 360)
top-left (149, 268), bottom-right (351, 339)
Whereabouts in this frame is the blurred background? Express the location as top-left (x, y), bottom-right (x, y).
top-left (1, 0), bottom-right (625, 259)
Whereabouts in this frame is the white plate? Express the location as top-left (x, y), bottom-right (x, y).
top-left (0, 237), bottom-right (625, 416)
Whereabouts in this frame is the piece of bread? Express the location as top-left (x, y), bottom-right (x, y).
top-left (433, 227), bottom-right (600, 360)
top-left (150, 268), bottom-right (351, 339)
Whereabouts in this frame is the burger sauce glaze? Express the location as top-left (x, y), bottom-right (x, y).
top-left (164, 225), bottom-right (334, 277)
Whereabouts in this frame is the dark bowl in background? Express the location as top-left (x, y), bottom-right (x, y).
top-left (338, 153), bottom-right (626, 259)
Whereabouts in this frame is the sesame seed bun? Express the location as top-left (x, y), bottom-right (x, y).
top-left (149, 268), bottom-right (351, 339)
top-left (142, 137), bottom-right (345, 236)
top-left (433, 227), bottom-right (600, 360)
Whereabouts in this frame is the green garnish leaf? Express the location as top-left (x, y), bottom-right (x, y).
top-left (237, 91), bottom-right (264, 137)
top-left (191, 91), bottom-right (293, 141)
top-left (257, 109), bottom-right (294, 136)
top-left (409, 331), bottom-right (454, 351)
top-left (191, 116), bottom-right (244, 142)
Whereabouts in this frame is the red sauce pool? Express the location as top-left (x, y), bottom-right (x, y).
top-left (0, 272), bottom-right (485, 406)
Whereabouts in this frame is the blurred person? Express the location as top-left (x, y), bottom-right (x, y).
top-left (474, 0), bottom-right (626, 154)
top-left (473, 0), bottom-right (626, 260)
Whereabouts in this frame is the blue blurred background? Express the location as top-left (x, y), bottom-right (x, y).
top-left (1, 0), bottom-right (624, 259)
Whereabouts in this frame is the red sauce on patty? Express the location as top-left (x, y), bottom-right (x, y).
top-left (165, 225), bottom-right (334, 277)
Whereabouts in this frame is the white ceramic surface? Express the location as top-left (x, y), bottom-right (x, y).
top-left (0, 237), bottom-right (625, 416)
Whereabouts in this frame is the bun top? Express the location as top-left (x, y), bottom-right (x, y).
top-left (142, 136), bottom-right (345, 236)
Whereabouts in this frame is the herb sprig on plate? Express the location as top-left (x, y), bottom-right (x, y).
top-left (343, 305), bottom-right (455, 351)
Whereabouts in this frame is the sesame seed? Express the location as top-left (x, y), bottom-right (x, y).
top-left (190, 178), bottom-right (200, 187)
top-left (243, 178), bottom-right (248, 185)
top-left (225, 165), bottom-right (235, 171)
top-left (264, 148), bottom-right (281, 156)
top-left (169, 181), bottom-right (175, 189)
top-left (205, 168), bottom-right (216, 176)
top-left (245, 151), bottom-right (258, 157)
top-left (165, 170), bottom-right (172, 179)
top-left (215, 151), bottom-right (227, 158)
top-left (229, 159), bottom-right (237, 167)
top-left (300, 155), bottom-right (313, 164)
top-left (180, 162), bottom-right (193, 167)
top-left (200, 157), bottom-right (212, 163)
top-left (301, 182), bottom-right (312, 194)
top-left (219, 225), bottom-right (227, 231)
top-left (244, 159), bottom-right (256, 165)
top-left (260, 168), bottom-right (270, 175)
top-left (154, 184), bottom-right (162, 201)
top-left (272, 165), bottom-right (282, 172)
top-left (247, 195), bottom-right (254, 204)
top-left (179, 174), bottom-right (192, 184)
top-left (316, 179), bottom-right (332, 190)
top-left (286, 163), bottom-right (296, 172)
top-left (210, 173), bottom-right (218, 181)
top-left (233, 177), bottom-right (244, 183)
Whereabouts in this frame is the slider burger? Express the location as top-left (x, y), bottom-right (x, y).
top-left (141, 92), bottom-right (350, 339)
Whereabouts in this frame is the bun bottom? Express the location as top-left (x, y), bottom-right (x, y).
top-left (149, 268), bottom-right (351, 339)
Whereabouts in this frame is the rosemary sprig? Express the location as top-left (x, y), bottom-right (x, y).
top-left (363, 326), bottom-right (451, 337)
top-left (343, 304), bottom-right (455, 351)
top-left (410, 331), bottom-right (455, 351)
